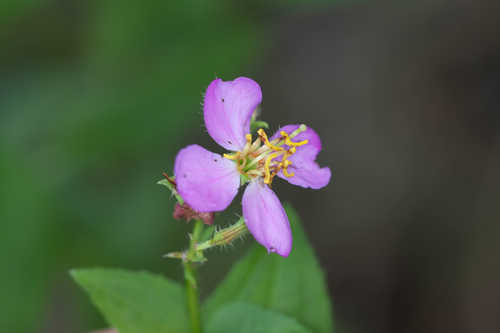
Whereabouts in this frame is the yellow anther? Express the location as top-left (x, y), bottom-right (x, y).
top-left (258, 129), bottom-right (284, 151)
top-left (280, 131), bottom-right (308, 147)
top-left (264, 152), bottom-right (281, 184)
top-left (246, 133), bottom-right (252, 143)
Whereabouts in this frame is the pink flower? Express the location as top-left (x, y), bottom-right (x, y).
top-left (174, 77), bottom-right (330, 257)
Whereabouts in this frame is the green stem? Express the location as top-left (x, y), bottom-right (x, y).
top-left (184, 220), bottom-right (204, 333)
top-left (183, 261), bottom-right (202, 333)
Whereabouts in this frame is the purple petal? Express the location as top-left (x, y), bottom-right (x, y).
top-left (242, 181), bottom-right (292, 257)
top-left (271, 124), bottom-right (331, 189)
top-left (204, 77), bottom-right (262, 151)
top-left (174, 144), bottom-right (240, 212)
top-left (279, 159), bottom-right (331, 189)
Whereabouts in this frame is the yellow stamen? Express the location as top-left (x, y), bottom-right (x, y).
top-left (258, 129), bottom-right (284, 151)
top-left (223, 152), bottom-right (239, 160)
top-left (250, 137), bottom-right (261, 152)
top-left (289, 124), bottom-right (308, 139)
top-left (280, 131), bottom-right (308, 147)
top-left (264, 152), bottom-right (281, 184)
top-left (241, 134), bottom-right (254, 155)
top-left (225, 127), bottom-right (309, 185)
top-left (281, 160), bottom-right (294, 177)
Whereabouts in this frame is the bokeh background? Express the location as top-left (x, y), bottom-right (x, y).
top-left (2, 0), bottom-right (499, 332)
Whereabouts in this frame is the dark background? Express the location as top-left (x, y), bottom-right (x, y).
top-left (1, 1), bottom-right (499, 332)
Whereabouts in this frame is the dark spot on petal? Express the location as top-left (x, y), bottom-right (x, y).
top-left (228, 140), bottom-right (232, 144)
top-left (213, 158), bottom-right (218, 162)
top-left (183, 174), bottom-right (187, 178)
top-left (221, 98), bottom-right (225, 102)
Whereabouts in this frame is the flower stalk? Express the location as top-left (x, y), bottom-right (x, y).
top-left (183, 219), bottom-right (204, 333)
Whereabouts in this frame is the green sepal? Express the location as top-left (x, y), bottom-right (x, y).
top-left (157, 177), bottom-right (184, 204)
top-left (240, 174), bottom-right (250, 185)
top-left (250, 120), bottom-right (269, 133)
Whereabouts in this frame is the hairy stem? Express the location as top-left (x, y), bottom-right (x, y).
top-left (196, 217), bottom-right (248, 251)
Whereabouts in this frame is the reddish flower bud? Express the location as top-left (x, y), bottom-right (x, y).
top-left (173, 202), bottom-right (214, 225)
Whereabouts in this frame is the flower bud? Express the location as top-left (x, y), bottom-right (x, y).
top-left (173, 203), bottom-right (214, 225)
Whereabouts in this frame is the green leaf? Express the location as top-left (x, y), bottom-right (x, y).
top-left (204, 204), bottom-right (334, 333)
top-left (71, 268), bottom-right (189, 333)
top-left (206, 302), bottom-right (312, 333)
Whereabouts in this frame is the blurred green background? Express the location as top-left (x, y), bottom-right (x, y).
top-left (2, 1), bottom-right (500, 332)
top-left (0, 1), bottom-right (269, 331)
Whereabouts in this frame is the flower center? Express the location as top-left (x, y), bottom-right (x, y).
top-left (223, 125), bottom-right (308, 185)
